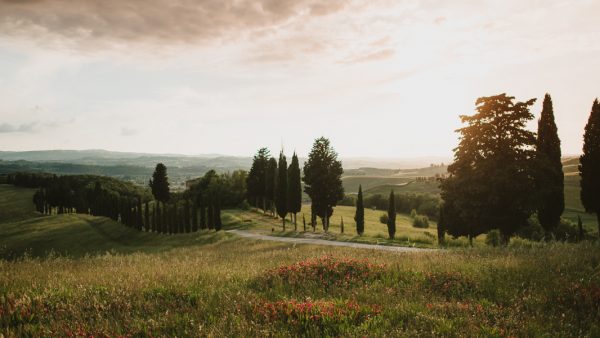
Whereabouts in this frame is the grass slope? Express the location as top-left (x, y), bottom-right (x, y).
top-left (1, 184), bottom-right (599, 336)
top-left (0, 185), bottom-right (40, 223)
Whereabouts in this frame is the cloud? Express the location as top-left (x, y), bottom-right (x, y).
top-left (0, 122), bottom-right (37, 133)
top-left (343, 48), bottom-right (395, 64)
top-left (0, 0), bottom-right (350, 48)
top-left (120, 127), bottom-right (138, 136)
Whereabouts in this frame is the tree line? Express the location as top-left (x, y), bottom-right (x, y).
top-left (438, 94), bottom-right (600, 245)
top-left (246, 137), bottom-right (344, 232)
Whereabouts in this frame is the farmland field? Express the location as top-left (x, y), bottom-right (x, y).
top-left (1, 185), bottom-right (599, 337)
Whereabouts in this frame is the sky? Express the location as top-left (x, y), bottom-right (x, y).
top-left (0, 0), bottom-right (599, 159)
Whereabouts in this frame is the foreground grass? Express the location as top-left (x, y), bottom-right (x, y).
top-left (1, 236), bottom-right (599, 337)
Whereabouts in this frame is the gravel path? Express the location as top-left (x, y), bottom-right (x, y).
top-left (226, 229), bottom-right (437, 253)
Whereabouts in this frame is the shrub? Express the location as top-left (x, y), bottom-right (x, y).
top-left (410, 209), bottom-right (417, 218)
top-left (485, 229), bottom-right (501, 247)
top-left (553, 219), bottom-right (579, 242)
top-left (412, 215), bottom-right (429, 228)
top-left (379, 213), bottom-right (388, 224)
top-left (517, 215), bottom-right (545, 241)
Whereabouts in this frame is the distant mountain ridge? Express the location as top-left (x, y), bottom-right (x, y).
top-left (0, 149), bottom-right (450, 170)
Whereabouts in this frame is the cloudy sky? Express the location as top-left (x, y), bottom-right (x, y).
top-left (0, 0), bottom-right (599, 158)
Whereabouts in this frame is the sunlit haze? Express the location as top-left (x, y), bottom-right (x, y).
top-left (0, 0), bottom-right (599, 158)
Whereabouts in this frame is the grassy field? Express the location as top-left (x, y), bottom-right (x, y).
top-left (1, 185), bottom-right (600, 336)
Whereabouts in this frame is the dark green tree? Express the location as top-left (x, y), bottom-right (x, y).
top-left (437, 204), bottom-right (446, 245)
top-left (387, 190), bottom-right (396, 239)
top-left (192, 198), bottom-right (198, 232)
top-left (207, 204), bottom-right (214, 230)
top-left (149, 163), bottom-right (170, 203)
top-left (184, 199), bottom-right (191, 233)
top-left (535, 94), bottom-right (564, 238)
top-left (137, 197), bottom-right (143, 231)
top-left (265, 157), bottom-right (278, 216)
top-left (287, 152), bottom-right (302, 227)
top-left (276, 151), bottom-right (288, 229)
top-left (303, 137), bottom-right (344, 232)
top-left (579, 98), bottom-right (600, 237)
top-left (144, 201), bottom-right (150, 232)
top-left (355, 185), bottom-right (365, 235)
top-left (246, 148), bottom-right (270, 211)
top-left (441, 94), bottom-right (537, 243)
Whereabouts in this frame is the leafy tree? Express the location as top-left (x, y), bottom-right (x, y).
top-left (276, 151), bottom-right (288, 229)
top-left (149, 163), bottom-right (170, 203)
top-left (441, 94), bottom-right (537, 243)
top-left (387, 190), bottom-right (396, 239)
top-left (287, 152), bottom-right (302, 227)
top-left (303, 137), bottom-right (344, 231)
top-left (535, 94), bottom-right (564, 237)
top-left (579, 99), bottom-right (600, 237)
top-left (246, 148), bottom-right (270, 210)
top-left (265, 157), bottom-right (278, 216)
top-left (355, 185), bottom-right (365, 235)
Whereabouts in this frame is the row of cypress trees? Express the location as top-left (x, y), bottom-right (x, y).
top-left (246, 149), bottom-right (303, 230)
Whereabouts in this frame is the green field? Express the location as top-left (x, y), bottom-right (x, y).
top-left (1, 185), bottom-right (600, 336)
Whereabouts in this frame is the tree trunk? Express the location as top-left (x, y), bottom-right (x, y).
top-left (597, 213), bottom-right (600, 241)
top-left (468, 233), bottom-right (473, 247)
top-left (282, 216), bottom-right (285, 230)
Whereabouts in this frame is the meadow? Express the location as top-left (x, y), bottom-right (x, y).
top-left (1, 184), bottom-right (599, 336)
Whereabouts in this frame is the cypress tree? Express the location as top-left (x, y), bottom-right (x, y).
top-left (184, 199), bottom-right (191, 233)
top-left (144, 201), bottom-right (150, 232)
top-left (215, 203), bottom-right (222, 231)
top-left (355, 185), bottom-right (365, 235)
top-left (302, 213), bottom-right (306, 232)
top-left (246, 148), bottom-right (270, 210)
top-left (387, 190), bottom-right (396, 239)
top-left (192, 198), bottom-right (198, 232)
top-left (265, 157), bottom-right (278, 216)
top-left (287, 152), bottom-right (302, 226)
top-left (207, 204), bottom-right (214, 230)
top-left (200, 203), bottom-right (207, 230)
top-left (276, 151), bottom-right (288, 229)
top-left (340, 216), bottom-right (344, 234)
top-left (535, 94), bottom-right (564, 237)
top-left (437, 204), bottom-right (446, 245)
top-left (579, 99), bottom-right (600, 238)
top-left (156, 202), bottom-right (161, 233)
top-left (137, 197), bottom-right (143, 231)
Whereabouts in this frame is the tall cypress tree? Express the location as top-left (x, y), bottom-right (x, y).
top-left (246, 148), bottom-right (270, 211)
top-left (192, 198), bottom-right (198, 232)
top-left (276, 151), bottom-right (288, 229)
top-left (579, 98), bottom-right (600, 237)
top-left (265, 157), bottom-right (278, 216)
top-left (144, 201), bottom-right (150, 232)
top-left (184, 199), bottom-right (191, 233)
top-left (387, 190), bottom-right (396, 239)
top-left (287, 152), bottom-right (302, 227)
top-left (535, 94), bottom-right (564, 237)
top-left (355, 185), bottom-right (365, 235)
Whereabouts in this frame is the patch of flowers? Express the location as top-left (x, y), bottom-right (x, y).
top-left (261, 255), bottom-right (386, 287)
top-left (252, 298), bottom-right (381, 333)
top-left (423, 271), bottom-right (478, 299)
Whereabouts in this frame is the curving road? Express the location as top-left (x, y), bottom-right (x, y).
top-left (226, 229), bottom-right (437, 253)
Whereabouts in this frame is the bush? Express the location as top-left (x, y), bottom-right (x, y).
top-left (517, 214), bottom-right (545, 241)
top-left (553, 219), bottom-right (579, 242)
top-left (379, 213), bottom-right (388, 224)
top-left (412, 215), bottom-right (429, 228)
top-left (338, 195), bottom-right (355, 207)
top-left (485, 229), bottom-right (501, 247)
top-left (410, 209), bottom-right (417, 218)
